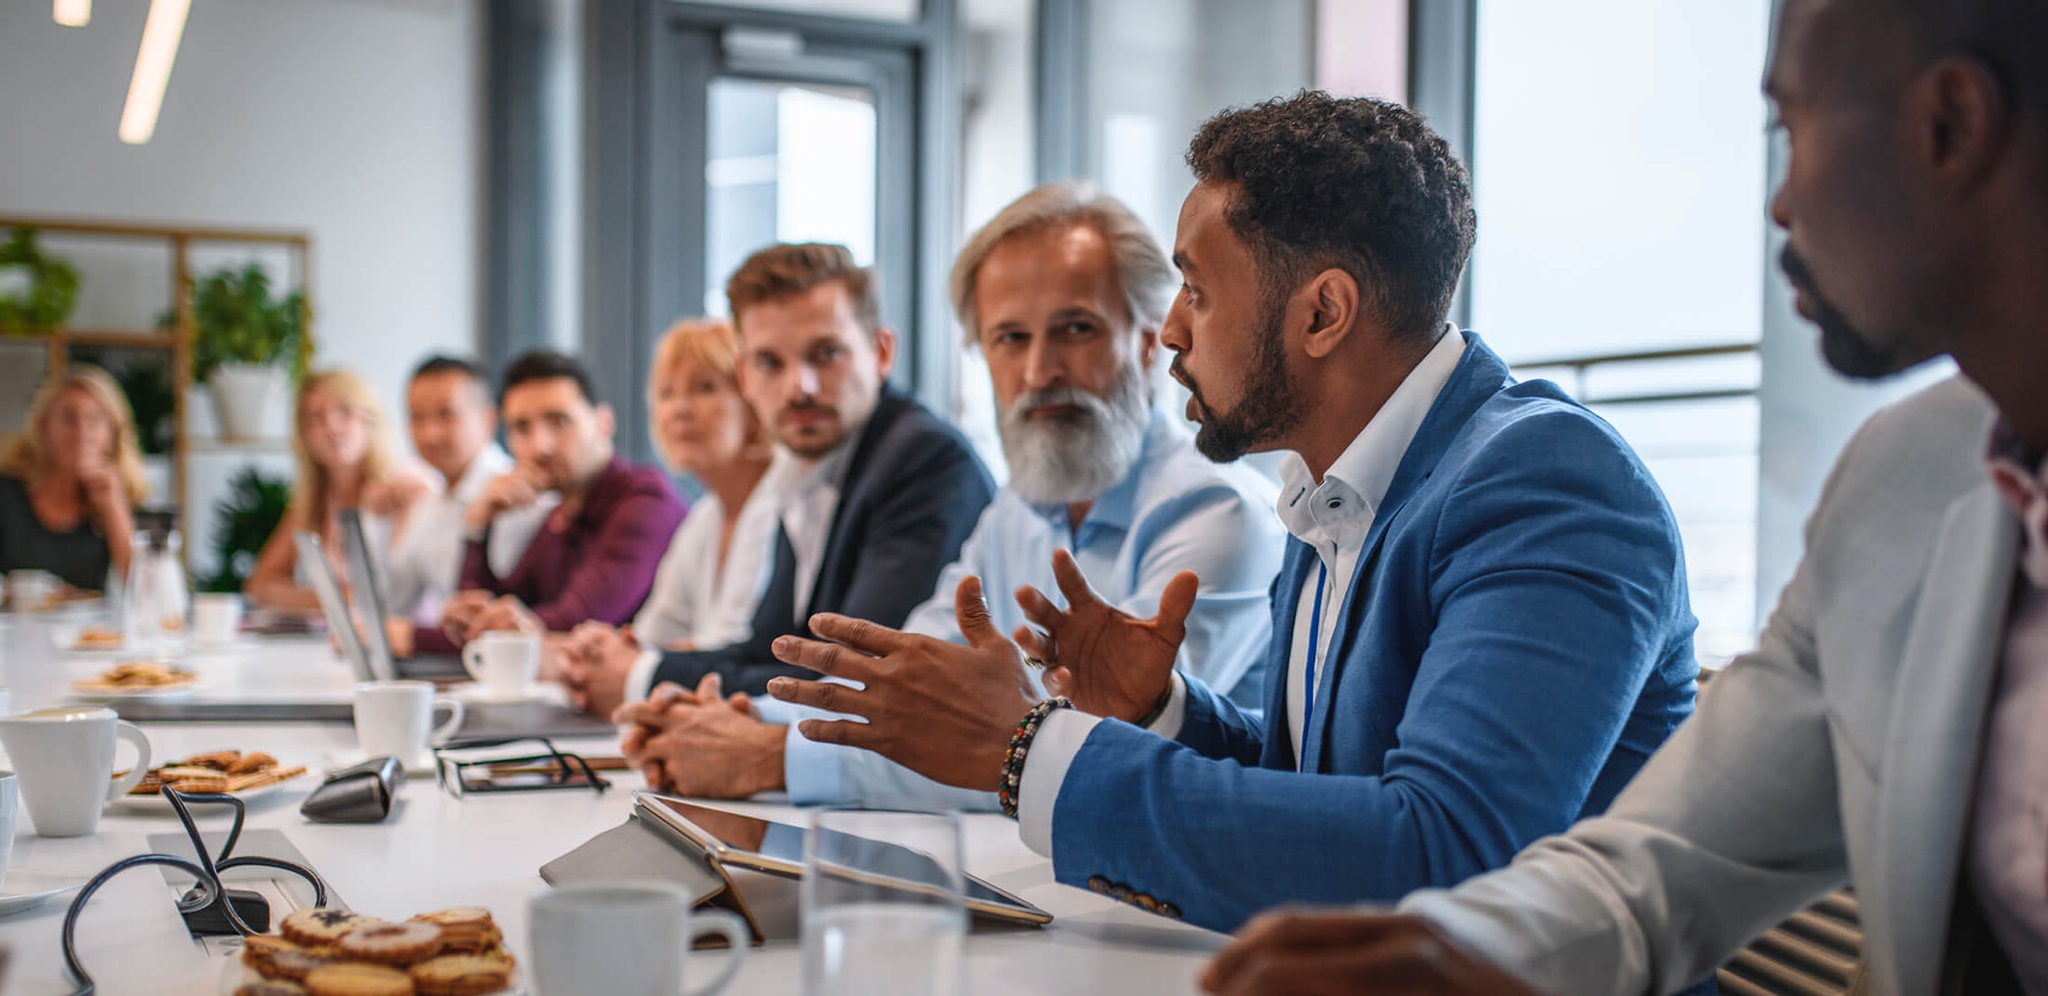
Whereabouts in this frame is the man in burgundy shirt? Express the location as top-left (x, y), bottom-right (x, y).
top-left (428, 351), bottom-right (686, 652)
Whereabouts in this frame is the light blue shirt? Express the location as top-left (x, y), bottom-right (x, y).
top-left (760, 409), bottom-right (1285, 810)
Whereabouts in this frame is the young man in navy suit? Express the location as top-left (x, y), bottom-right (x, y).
top-left (560, 243), bottom-right (995, 717)
top-left (765, 92), bottom-right (1704, 947)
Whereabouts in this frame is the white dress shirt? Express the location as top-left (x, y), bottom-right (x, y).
top-left (1970, 431), bottom-right (2048, 989)
top-left (624, 426), bottom-right (863, 701)
top-left (383, 445), bottom-right (544, 620)
top-left (622, 454), bottom-right (793, 701)
top-left (631, 453), bottom-right (791, 650)
top-left (1015, 329), bottom-right (1468, 857)
top-left (782, 435), bottom-right (860, 618)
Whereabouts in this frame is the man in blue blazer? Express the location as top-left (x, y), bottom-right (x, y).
top-left (764, 93), bottom-right (1699, 936)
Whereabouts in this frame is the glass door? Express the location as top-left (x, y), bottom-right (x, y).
top-left (665, 23), bottom-right (919, 388)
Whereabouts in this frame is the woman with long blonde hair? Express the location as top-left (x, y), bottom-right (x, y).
top-left (244, 369), bottom-right (416, 611)
top-left (0, 364), bottom-right (149, 591)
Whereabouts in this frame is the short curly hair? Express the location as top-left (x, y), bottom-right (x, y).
top-left (1186, 90), bottom-right (1475, 349)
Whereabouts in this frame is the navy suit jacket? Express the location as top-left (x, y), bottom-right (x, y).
top-left (652, 391), bottom-right (996, 694)
top-left (1046, 333), bottom-right (1700, 933)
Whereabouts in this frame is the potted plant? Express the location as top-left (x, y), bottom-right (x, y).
top-left (201, 467), bottom-right (291, 593)
top-left (0, 228), bottom-right (82, 337)
top-left (189, 264), bottom-right (305, 441)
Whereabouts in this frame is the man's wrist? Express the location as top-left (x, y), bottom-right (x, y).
top-left (999, 698), bottom-right (1073, 818)
top-left (747, 723), bottom-right (789, 795)
top-left (1133, 684), bottom-right (1174, 726)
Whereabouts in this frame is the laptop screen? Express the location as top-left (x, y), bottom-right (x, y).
top-left (293, 531), bottom-right (389, 682)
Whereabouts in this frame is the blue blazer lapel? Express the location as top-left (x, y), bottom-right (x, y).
top-left (1298, 333), bottom-right (1516, 772)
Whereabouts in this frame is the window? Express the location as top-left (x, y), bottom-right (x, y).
top-left (1469, 0), bottom-right (1774, 662)
top-left (703, 79), bottom-right (880, 316)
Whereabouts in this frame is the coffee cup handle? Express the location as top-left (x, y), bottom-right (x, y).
top-left (461, 642), bottom-right (485, 683)
top-left (428, 698), bottom-right (466, 746)
top-left (107, 720), bottom-right (153, 801)
top-left (681, 909), bottom-right (749, 995)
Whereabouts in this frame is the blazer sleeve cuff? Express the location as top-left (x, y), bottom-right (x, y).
top-left (1017, 709), bottom-right (1102, 858)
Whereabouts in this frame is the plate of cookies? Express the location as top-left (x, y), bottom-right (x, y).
top-left (72, 659), bottom-right (199, 698)
top-left (62, 623), bottom-right (127, 654)
top-left (111, 750), bottom-right (312, 813)
top-left (227, 906), bottom-right (521, 995)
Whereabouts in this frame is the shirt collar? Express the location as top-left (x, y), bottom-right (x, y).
top-left (449, 444), bottom-right (512, 502)
top-left (1987, 420), bottom-right (2048, 586)
top-left (1276, 328), bottom-right (1467, 542)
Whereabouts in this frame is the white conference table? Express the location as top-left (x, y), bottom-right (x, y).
top-left (0, 615), bottom-right (1226, 995)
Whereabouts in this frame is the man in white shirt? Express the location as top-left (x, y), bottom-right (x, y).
top-left (370, 356), bottom-right (544, 658)
top-left (610, 181), bottom-right (1285, 804)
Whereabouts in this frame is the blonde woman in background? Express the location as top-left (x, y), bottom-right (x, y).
top-left (0, 365), bottom-right (148, 591)
top-left (245, 369), bottom-right (420, 612)
top-left (558, 318), bottom-right (785, 696)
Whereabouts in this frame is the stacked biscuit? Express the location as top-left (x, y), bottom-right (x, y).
top-left (237, 907), bottom-right (515, 996)
top-left (78, 659), bottom-right (194, 689)
top-left (130, 750), bottom-right (309, 796)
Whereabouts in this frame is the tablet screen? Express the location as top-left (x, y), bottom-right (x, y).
top-left (644, 797), bottom-right (1040, 915)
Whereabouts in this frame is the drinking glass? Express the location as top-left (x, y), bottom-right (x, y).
top-left (802, 809), bottom-right (966, 996)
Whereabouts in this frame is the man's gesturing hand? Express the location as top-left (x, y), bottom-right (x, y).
top-left (764, 575), bottom-right (1038, 791)
top-left (1200, 910), bottom-right (1540, 996)
top-left (1015, 548), bottom-right (1197, 723)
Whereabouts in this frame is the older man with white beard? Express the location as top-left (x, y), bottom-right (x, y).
top-left (611, 181), bottom-right (1285, 807)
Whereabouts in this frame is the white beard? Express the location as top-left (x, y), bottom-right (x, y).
top-left (998, 360), bottom-right (1149, 506)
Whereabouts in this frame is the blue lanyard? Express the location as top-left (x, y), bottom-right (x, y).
top-left (1304, 561), bottom-right (1328, 725)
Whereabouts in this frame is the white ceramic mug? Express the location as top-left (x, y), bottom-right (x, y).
top-left (0, 772), bottom-right (19, 877)
top-left (6, 571), bottom-right (57, 612)
top-left (530, 882), bottom-right (748, 996)
top-left (0, 707), bottom-right (150, 836)
top-left (353, 681), bottom-right (464, 770)
top-left (462, 631), bottom-right (541, 699)
top-left (191, 594), bottom-right (243, 647)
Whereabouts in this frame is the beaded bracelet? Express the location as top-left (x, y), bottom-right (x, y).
top-left (997, 697), bottom-right (1073, 819)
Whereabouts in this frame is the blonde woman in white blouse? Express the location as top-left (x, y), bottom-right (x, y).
top-left (591, 318), bottom-right (781, 660)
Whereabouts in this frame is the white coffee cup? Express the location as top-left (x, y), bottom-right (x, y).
top-left (0, 772), bottom-right (19, 878)
top-left (530, 882), bottom-right (748, 996)
top-left (0, 707), bottom-right (150, 837)
top-left (191, 594), bottom-right (243, 647)
top-left (353, 681), bottom-right (464, 770)
top-left (462, 630), bottom-right (541, 700)
top-left (6, 571), bottom-right (57, 612)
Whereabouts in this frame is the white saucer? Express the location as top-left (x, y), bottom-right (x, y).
top-left (324, 749), bottom-right (439, 779)
top-left (0, 870), bottom-right (88, 917)
top-left (450, 683), bottom-right (548, 704)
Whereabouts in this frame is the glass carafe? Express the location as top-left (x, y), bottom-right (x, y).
top-left (124, 525), bottom-right (188, 657)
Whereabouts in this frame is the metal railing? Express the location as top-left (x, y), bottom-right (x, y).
top-left (1509, 341), bottom-right (1759, 407)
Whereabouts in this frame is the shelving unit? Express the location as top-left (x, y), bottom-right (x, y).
top-left (0, 215), bottom-right (314, 571)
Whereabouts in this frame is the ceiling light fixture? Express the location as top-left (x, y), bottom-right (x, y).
top-left (53, 0), bottom-right (91, 27)
top-left (118, 0), bottom-right (191, 145)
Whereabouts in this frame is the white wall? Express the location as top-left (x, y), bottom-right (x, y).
top-left (0, 0), bottom-right (483, 428)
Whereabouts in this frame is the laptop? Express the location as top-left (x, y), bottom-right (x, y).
top-left (289, 522), bottom-right (616, 740)
top-left (337, 510), bottom-right (468, 681)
